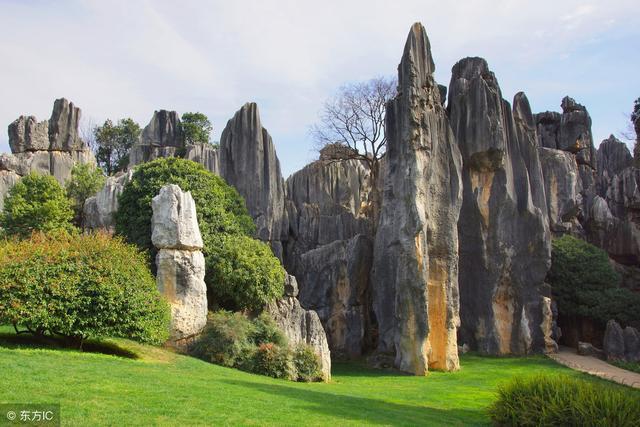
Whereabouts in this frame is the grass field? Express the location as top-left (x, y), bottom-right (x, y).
top-left (0, 328), bottom-right (636, 426)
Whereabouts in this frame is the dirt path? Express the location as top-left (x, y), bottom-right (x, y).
top-left (548, 346), bottom-right (640, 389)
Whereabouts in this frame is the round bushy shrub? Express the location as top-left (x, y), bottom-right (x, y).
top-left (548, 235), bottom-right (639, 325)
top-left (65, 163), bottom-right (105, 226)
top-left (115, 157), bottom-right (255, 252)
top-left (207, 235), bottom-right (285, 311)
top-left (115, 158), bottom-right (285, 311)
top-left (0, 232), bottom-right (170, 347)
top-left (253, 343), bottom-right (295, 380)
top-left (1, 172), bottom-right (75, 237)
top-left (489, 374), bottom-right (640, 426)
top-left (293, 345), bottom-right (323, 382)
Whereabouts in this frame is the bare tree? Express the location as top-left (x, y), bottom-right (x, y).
top-left (310, 76), bottom-right (397, 220)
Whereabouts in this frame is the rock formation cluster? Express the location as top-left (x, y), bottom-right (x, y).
top-left (6, 22), bottom-right (639, 376)
top-left (152, 184), bottom-right (208, 346)
top-left (1, 98), bottom-right (95, 209)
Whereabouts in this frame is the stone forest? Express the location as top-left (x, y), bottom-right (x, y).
top-left (0, 21), bottom-right (639, 426)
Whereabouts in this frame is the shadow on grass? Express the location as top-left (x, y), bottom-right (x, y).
top-left (0, 330), bottom-right (139, 359)
top-left (221, 379), bottom-right (487, 426)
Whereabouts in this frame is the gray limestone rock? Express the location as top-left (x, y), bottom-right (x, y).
top-left (603, 319), bottom-right (625, 361)
top-left (83, 171), bottom-right (133, 232)
top-left (596, 135), bottom-right (633, 197)
top-left (448, 57), bottom-right (551, 356)
top-left (535, 111), bottom-right (561, 149)
top-left (266, 295), bottom-right (331, 381)
top-left (156, 249), bottom-right (207, 343)
top-left (8, 116), bottom-right (49, 153)
top-left (129, 110), bottom-right (184, 167)
top-left (283, 273), bottom-right (299, 297)
top-left (185, 142), bottom-right (220, 175)
top-left (539, 147), bottom-right (582, 233)
top-left (151, 184), bottom-right (203, 251)
top-left (48, 98), bottom-right (84, 152)
top-left (219, 103), bottom-right (286, 254)
top-left (577, 341), bottom-right (605, 360)
top-left (152, 184), bottom-right (207, 345)
top-left (372, 23), bottom-right (463, 374)
top-left (623, 326), bottom-right (640, 362)
top-left (0, 170), bottom-right (21, 212)
top-left (297, 234), bottom-right (373, 358)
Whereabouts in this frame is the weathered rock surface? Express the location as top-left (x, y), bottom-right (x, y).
top-left (185, 143), bottom-right (220, 175)
top-left (624, 326), bottom-right (640, 362)
top-left (297, 235), bottom-right (373, 358)
top-left (151, 184), bottom-right (203, 250)
top-left (152, 184), bottom-right (207, 345)
top-left (1, 99), bottom-right (95, 203)
top-left (83, 171), bottom-right (133, 232)
top-left (596, 135), bottom-right (633, 197)
top-left (603, 319), bottom-right (626, 361)
top-left (266, 288), bottom-right (332, 381)
top-left (372, 23), bottom-right (463, 374)
top-left (448, 57), bottom-right (552, 355)
top-left (539, 147), bottom-right (582, 234)
top-left (577, 341), bottom-right (605, 360)
top-left (283, 158), bottom-right (374, 357)
top-left (129, 110), bottom-right (184, 167)
top-left (220, 103), bottom-right (287, 257)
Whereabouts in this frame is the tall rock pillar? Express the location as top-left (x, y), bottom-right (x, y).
top-left (152, 184), bottom-right (208, 346)
top-left (448, 58), bottom-right (552, 355)
top-left (371, 23), bottom-right (463, 374)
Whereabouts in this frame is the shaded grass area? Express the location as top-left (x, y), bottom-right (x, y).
top-left (0, 328), bottom-right (633, 426)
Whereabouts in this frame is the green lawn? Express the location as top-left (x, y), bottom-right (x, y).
top-left (0, 329), bottom-right (636, 426)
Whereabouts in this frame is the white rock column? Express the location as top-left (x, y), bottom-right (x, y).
top-left (152, 184), bottom-right (207, 346)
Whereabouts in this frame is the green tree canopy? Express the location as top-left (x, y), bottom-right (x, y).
top-left (1, 173), bottom-right (75, 238)
top-left (65, 163), bottom-right (106, 226)
top-left (115, 158), bottom-right (285, 311)
top-left (93, 118), bottom-right (141, 175)
top-left (182, 112), bottom-right (213, 145)
top-left (548, 235), bottom-right (640, 325)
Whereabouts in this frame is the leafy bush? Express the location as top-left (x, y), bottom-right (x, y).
top-left (548, 235), bottom-right (639, 325)
top-left (293, 345), bottom-right (323, 382)
top-left (1, 173), bottom-right (75, 237)
top-left (0, 232), bottom-right (170, 347)
top-left (115, 157), bottom-right (254, 253)
top-left (207, 235), bottom-right (285, 311)
top-left (116, 158), bottom-right (284, 311)
top-left (191, 310), bottom-right (321, 382)
top-left (65, 163), bottom-right (105, 225)
top-left (488, 374), bottom-right (640, 426)
top-left (253, 343), bottom-right (295, 380)
top-left (181, 112), bottom-right (213, 145)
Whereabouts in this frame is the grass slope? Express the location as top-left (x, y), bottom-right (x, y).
top-left (0, 329), bottom-right (635, 426)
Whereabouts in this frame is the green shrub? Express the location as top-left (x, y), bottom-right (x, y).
top-left (207, 234), bottom-right (285, 311)
top-left (191, 311), bottom-right (319, 382)
top-left (253, 343), bottom-right (296, 380)
top-left (65, 163), bottom-right (106, 226)
top-left (488, 374), bottom-right (640, 426)
top-left (1, 173), bottom-right (75, 237)
top-left (548, 235), bottom-right (639, 325)
top-left (114, 158), bottom-right (285, 310)
top-left (252, 312), bottom-right (288, 347)
top-left (115, 157), bottom-right (254, 253)
top-left (293, 344), bottom-right (323, 382)
top-left (189, 311), bottom-right (256, 368)
top-left (0, 232), bottom-right (170, 347)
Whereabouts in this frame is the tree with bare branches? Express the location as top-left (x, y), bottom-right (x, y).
top-left (310, 76), bottom-right (396, 221)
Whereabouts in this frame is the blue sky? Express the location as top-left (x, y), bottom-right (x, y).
top-left (1, 0), bottom-right (638, 177)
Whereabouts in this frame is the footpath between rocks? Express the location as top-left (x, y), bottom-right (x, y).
top-left (548, 346), bottom-right (640, 389)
